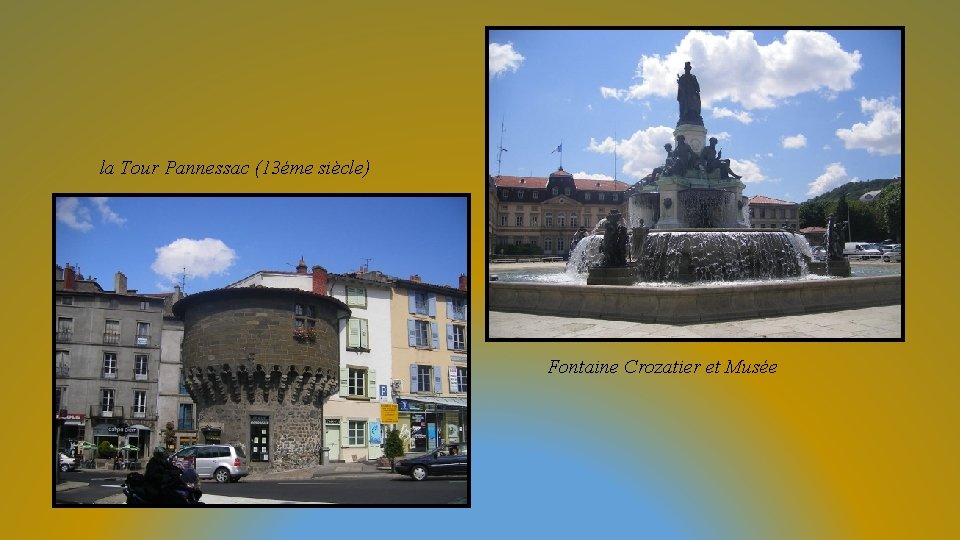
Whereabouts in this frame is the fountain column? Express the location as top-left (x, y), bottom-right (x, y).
top-left (655, 176), bottom-right (682, 228)
top-left (675, 124), bottom-right (708, 154)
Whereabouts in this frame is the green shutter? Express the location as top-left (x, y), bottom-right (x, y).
top-left (348, 319), bottom-right (361, 348)
top-left (360, 319), bottom-right (369, 349)
top-left (339, 367), bottom-right (348, 397)
top-left (367, 368), bottom-right (377, 399)
top-left (341, 419), bottom-right (350, 447)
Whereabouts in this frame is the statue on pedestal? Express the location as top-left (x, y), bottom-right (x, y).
top-left (677, 61), bottom-right (703, 126)
top-left (599, 210), bottom-right (629, 267)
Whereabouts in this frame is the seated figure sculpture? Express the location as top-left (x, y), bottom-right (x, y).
top-left (699, 137), bottom-right (741, 179)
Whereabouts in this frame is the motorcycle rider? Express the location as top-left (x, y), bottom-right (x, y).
top-left (144, 446), bottom-right (191, 505)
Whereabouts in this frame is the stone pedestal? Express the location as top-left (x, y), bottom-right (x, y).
top-left (587, 266), bottom-right (639, 285)
top-left (675, 124), bottom-right (708, 154)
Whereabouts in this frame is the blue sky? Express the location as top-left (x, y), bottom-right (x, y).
top-left (55, 196), bottom-right (468, 293)
top-left (488, 29), bottom-right (902, 203)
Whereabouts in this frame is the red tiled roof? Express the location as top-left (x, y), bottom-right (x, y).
top-left (748, 195), bottom-right (796, 205)
top-left (493, 176), bottom-right (548, 188)
top-left (493, 175), bottom-right (629, 191)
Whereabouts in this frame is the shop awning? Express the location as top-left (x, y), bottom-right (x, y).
top-left (399, 395), bottom-right (467, 408)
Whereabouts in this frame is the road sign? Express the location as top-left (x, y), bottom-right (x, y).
top-left (380, 404), bottom-right (398, 424)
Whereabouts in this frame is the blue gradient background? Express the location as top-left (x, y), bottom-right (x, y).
top-left (5, 2), bottom-right (955, 538)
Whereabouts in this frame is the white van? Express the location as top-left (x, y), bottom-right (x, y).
top-left (843, 242), bottom-right (882, 259)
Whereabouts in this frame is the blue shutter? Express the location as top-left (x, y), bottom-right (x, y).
top-left (433, 365), bottom-right (441, 394)
top-left (428, 294), bottom-right (437, 317)
top-left (446, 299), bottom-right (453, 319)
top-left (407, 320), bottom-right (416, 347)
top-left (430, 322), bottom-right (439, 349)
top-left (409, 364), bottom-right (419, 392)
top-left (446, 324), bottom-right (454, 350)
top-left (408, 293), bottom-right (416, 314)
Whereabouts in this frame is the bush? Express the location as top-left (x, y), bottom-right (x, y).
top-left (383, 429), bottom-right (405, 471)
top-left (97, 441), bottom-right (117, 460)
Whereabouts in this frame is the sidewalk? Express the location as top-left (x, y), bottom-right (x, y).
top-left (489, 304), bottom-right (902, 339)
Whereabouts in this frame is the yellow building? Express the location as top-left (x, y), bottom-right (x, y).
top-left (490, 168), bottom-right (630, 257)
top-left (390, 274), bottom-right (468, 453)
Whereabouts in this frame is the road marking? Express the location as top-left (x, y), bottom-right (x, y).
top-left (276, 482), bottom-right (339, 485)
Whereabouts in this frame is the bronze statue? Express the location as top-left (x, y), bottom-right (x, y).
top-left (669, 135), bottom-right (696, 176)
top-left (600, 210), bottom-right (629, 267)
top-left (677, 61), bottom-right (703, 126)
top-left (699, 137), bottom-right (742, 179)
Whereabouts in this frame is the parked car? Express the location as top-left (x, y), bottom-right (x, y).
top-left (59, 452), bottom-right (79, 472)
top-left (843, 242), bottom-right (882, 259)
top-left (173, 444), bottom-right (249, 483)
top-left (882, 247), bottom-right (902, 262)
top-left (395, 442), bottom-right (468, 481)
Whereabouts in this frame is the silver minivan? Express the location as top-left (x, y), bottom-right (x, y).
top-left (174, 444), bottom-right (249, 483)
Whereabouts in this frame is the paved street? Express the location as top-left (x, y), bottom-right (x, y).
top-left (489, 304), bottom-right (902, 339)
top-left (55, 467), bottom-right (468, 505)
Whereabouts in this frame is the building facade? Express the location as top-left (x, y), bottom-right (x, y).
top-left (55, 265), bottom-right (164, 461)
top-left (747, 195), bottom-right (800, 230)
top-left (174, 280), bottom-right (348, 473)
top-left (490, 168), bottom-right (630, 257)
top-left (391, 275), bottom-right (468, 453)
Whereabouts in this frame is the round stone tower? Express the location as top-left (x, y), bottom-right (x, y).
top-left (173, 287), bottom-right (350, 472)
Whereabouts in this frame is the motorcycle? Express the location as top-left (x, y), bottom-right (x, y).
top-left (123, 466), bottom-right (204, 505)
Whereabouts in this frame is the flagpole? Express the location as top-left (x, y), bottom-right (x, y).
top-left (496, 118), bottom-right (507, 176)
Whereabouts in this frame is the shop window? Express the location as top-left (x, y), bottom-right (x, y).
top-left (250, 416), bottom-right (270, 462)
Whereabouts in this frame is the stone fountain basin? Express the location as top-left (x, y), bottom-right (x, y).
top-left (488, 275), bottom-right (900, 324)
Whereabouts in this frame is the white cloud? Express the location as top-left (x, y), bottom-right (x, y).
top-left (151, 238), bottom-right (237, 282)
top-left (807, 162), bottom-right (859, 196)
top-left (711, 131), bottom-right (731, 141)
top-left (489, 42), bottom-right (525, 78)
top-left (729, 159), bottom-right (765, 184)
top-left (56, 197), bottom-right (126, 231)
top-left (571, 171), bottom-right (615, 180)
top-left (711, 107), bottom-right (753, 124)
top-left (605, 30), bottom-right (861, 110)
top-left (782, 133), bottom-right (807, 149)
top-left (586, 125), bottom-right (676, 179)
top-left (836, 96), bottom-right (901, 155)
top-left (90, 197), bottom-right (127, 225)
top-left (56, 197), bottom-right (94, 231)
top-left (600, 86), bottom-right (626, 100)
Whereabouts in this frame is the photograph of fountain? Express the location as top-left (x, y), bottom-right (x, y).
top-left (487, 30), bottom-right (902, 338)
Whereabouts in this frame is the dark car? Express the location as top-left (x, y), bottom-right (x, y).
top-left (395, 442), bottom-right (468, 481)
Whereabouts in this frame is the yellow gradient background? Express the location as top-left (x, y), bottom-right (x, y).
top-left (3, 1), bottom-right (956, 538)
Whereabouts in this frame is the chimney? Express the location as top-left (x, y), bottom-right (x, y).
top-left (312, 265), bottom-right (328, 295)
top-left (458, 273), bottom-right (467, 291)
top-left (410, 274), bottom-right (421, 283)
top-left (64, 264), bottom-right (76, 290)
top-left (296, 257), bottom-right (308, 274)
top-left (115, 271), bottom-right (128, 294)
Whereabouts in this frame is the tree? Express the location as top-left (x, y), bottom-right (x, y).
top-left (799, 198), bottom-right (830, 229)
top-left (98, 440), bottom-right (117, 460)
top-left (873, 182), bottom-right (903, 241)
top-left (383, 429), bottom-right (405, 472)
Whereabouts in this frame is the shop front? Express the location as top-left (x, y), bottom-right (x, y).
top-left (396, 396), bottom-right (468, 453)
